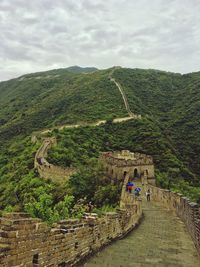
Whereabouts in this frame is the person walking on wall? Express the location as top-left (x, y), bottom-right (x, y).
top-left (133, 187), bottom-right (140, 197)
top-left (146, 189), bottom-right (151, 201)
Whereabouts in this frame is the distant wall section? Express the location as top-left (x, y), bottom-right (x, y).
top-left (35, 137), bottom-right (75, 183)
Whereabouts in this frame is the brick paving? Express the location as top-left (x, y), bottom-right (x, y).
top-left (83, 200), bottom-right (200, 267)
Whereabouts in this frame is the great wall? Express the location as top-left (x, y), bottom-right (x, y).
top-left (0, 152), bottom-right (143, 267)
top-left (0, 70), bottom-right (199, 266)
top-left (34, 137), bottom-right (75, 184)
top-left (32, 67), bottom-right (141, 184)
top-left (0, 147), bottom-right (199, 266)
top-left (109, 66), bottom-right (141, 119)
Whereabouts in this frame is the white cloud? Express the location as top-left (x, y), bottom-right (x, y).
top-left (0, 0), bottom-right (200, 80)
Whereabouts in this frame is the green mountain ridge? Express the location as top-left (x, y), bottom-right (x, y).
top-left (0, 67), bottom-right (126, 143)
top-left (0, 66), bottom-right (199, 217)
top-left (18, 65), bottom-right (98, 79)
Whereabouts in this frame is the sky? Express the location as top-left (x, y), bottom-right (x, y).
top-left (0, 0), bottom-right (200, 81)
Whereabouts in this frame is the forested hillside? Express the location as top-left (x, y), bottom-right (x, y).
top-left (0, 66), bottom-right (199, 220)
top-left (113, 68), bottom-right (200, 179)
top-left (47, 119), bottom-right (200, 200)
top-left (0, 67), bottom-right (126, 144)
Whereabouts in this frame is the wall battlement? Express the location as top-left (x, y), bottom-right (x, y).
top-left (101, 150), bottom-right (153, 167)
top-left (101, 150), bottom-right (155, 185)
top-left (149, 185), bottom-right (200, 254)
top-left (0, 146), bottom-right (143, 266)
top-left (0, 198), bottom-right (142, 266)
top-left (1, 146), bottom-right (199, 265)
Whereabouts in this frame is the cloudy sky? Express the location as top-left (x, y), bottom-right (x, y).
top-left (0, 0), bottom-right (200, 81)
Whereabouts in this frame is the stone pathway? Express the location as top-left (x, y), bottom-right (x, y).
top-left (83, 200), bottom-right (199, 267)
top-left (109, 68), bottom-right (141, 119)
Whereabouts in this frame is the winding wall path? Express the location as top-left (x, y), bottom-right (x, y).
top-left (32, 67), bottom-right (141, 137)
top-left (30, 68), bottom-right (200, 265)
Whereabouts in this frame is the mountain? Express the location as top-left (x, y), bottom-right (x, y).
top-left (112, 68), bottom-right (200, 179)
top-left (65, 66), bottom-right (98, 73)
top-left (1, 67), bottom-right (199, 177)
top-left (0, 67), bottom-right (126, 144)
top-left (0, 66), bottom-right (199, 215)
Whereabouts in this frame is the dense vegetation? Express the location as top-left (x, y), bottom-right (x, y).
top-left (0, 135), bottom-right (117, 223)
top-left (0, 66), bottom-right (200, 222)
top-left (47, 119), bottom-right (200, 203)
top-left (0, 67), bottom-right (126, 146)
top-left (113, 68), bottom-right (200, 179)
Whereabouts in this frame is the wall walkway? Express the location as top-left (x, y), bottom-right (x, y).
top-left (149, 185), bottom-right (200, 254)
top-left (109, 67), bottom-right (141, 119)
top-left (84, 199), bottom-right (199, 267)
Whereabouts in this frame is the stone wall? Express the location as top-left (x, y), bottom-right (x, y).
top-left (100, 151), bottom-right (155, 185)
top-left (37, 164), bottom-right (75, 184)
top-left (101, 151), bottom-right (153, 166)
top-left (0, 196), bottom-right (142, 267)
top-left (149, 185), bottom-right (200, 254)
top-left (0, 145), bottom-right (143, 266)
top-left (35, 138), bottom-right (75, 184)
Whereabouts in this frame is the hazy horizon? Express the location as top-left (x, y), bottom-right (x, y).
top-left (1, 64), bottom-right (200, 83)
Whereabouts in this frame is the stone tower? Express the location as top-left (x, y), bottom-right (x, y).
top-left (100, 150), bottom-right (155, 185)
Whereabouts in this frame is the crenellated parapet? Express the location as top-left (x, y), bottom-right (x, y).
top-left (0, 198), bottom-right (142, 266)
top-left (0, 144), bottom-right (143, 266)
top-left (149, 185), bottom-right (200, 254)
top-left (101, 150), bottom-right (153, 167)
top-left (100, 150), bottom-right (155, 185)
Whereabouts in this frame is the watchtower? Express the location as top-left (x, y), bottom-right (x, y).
top-left (100, 150), bottom-right (155, 185)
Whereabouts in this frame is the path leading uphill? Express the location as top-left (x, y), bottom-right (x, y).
top-left (110, 76), bottom-right (135, 117)
top-left (32, 67), bottom-right (141, 137)
top-left (83, 199), bottom-right (199, 267)
top-left (109, 67), bottom-right (141, 119)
